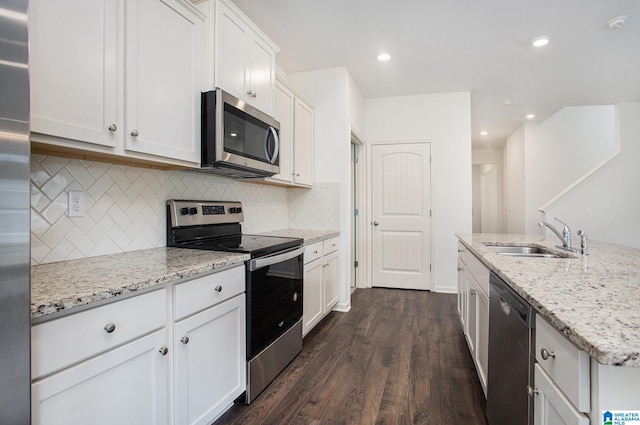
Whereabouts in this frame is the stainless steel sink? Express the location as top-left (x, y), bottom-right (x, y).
top-left (484, 244), bottom-right (563, 258)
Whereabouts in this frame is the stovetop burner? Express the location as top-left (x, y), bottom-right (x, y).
top-left (166, 200), bottom-right (303, 258)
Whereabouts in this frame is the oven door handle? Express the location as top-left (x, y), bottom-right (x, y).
top-left (249, 246), bottom-right (305, 271)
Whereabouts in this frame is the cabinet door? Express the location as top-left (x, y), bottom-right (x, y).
top-left (124, 0), bottom-right (201, 163)
top-left (174, 294), bottom-right (246, 425)
top-left (32, 330), bottom-right (169, 425)
top-left (215, 2), bottom-right (248, 101)
top-left (269, 79), bottom-right (295, 183)
top-left (457, 256), bottom-right (466, 328)
top-left (466, 274), bottom-right (478, 359)
top-left (476, 288), bottom-right (489, 395)
top-left (534, 365), bottom-right (589, 425)
top-left (303, 259), bottom-right (324, 336)
top-left (323, 250), bottom-right (340, 313)
top-left (247, 37), bottom-right (275, 113)
top-left (29, 0), bottom-right (118, 147)
top-left (293, 97), bottom-right (314, 186)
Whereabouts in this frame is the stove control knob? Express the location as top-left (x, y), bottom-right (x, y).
top-left (189, 207), bottom-right (198, 215)
top-left (237, 207), bottom-right (242, 213)
top-left (180, 207), bottom-right (190, 215)
top-left (229, 207), bottom-right (237, 213)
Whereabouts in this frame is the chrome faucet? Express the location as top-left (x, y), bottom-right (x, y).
top-left (539, 217), bottom-right (578, 253)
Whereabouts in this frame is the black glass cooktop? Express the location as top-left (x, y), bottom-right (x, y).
top-left (180, 234), bottom-right (303, 259)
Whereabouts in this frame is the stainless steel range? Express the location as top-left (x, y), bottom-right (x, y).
top-left (166, 200), bottom-right (304, 403)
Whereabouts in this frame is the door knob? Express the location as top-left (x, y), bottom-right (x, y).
top-left (373, 221), bottom-right (379, 226)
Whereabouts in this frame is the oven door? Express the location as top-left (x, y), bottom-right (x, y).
top-left (246, 246), bottom-right (304, 359)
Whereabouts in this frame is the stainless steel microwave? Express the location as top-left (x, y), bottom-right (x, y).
top-left (200, 89), bottom-right (280, 178)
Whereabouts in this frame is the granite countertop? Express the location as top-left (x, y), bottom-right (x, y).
top-left (457, 233), bottom-right (640, 367)
top-left (31, 247), bottom-right (249, 321)
top-left (257, 229), bottom-right (340, 244)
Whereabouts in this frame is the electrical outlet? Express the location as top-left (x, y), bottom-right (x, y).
top-left (68, 190), bottom-right (85, 217)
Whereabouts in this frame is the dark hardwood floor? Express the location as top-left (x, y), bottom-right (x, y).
top-left (214, 288), bottom-right (489, 425)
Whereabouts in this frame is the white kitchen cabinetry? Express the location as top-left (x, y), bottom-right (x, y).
top-left (303, 237), bottom-right (340, 336)
top-left (533, 316), bottom-right (590, 425)
top-left (31, 290), bottom-right (169, 425)
top-left (173, 266), bottom-right (246, 425)
top-left (456, 242), bottom-right (490, 395)
top-left (214, 0), bottom-right (279, 115)
top-left (267, 77), bottom-right (314, 187)
top-left (29, 0), bottom-right (203, 168)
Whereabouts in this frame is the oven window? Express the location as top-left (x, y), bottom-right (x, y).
top-left (247, 254), bottom-right (303, 358)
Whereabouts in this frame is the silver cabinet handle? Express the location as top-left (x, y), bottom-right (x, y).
top-left (104, 322), bottom-right (116, 333)
top-left (540, 348), bottom-right (556, 360)
top-left (108, 124), bottom-right (117, 132)
top-left (180, 336), bottom-right (190, 344)
top-left (373, 221), bottom-right (379, 226)
top-left (158, 346), bottom-right (169, 356)
top-left (313, 250), bottom-right (318, 254)
top-left (470, 289), bottom-right (477, 295)
top-left (214, 285), bottom-right (222, 293)
top-left (131, 129), bottom-right (139, 137)
top-left (457, 267), bottom-right (463, 272)
top-left (527, 386), bottom-right (539, 397)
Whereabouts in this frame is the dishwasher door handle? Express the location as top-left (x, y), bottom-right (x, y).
top-left (499, 297), bottom-right (511, 315)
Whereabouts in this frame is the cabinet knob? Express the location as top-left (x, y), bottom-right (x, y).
top-left (458, 249), bottom-right (464, 253)
top-left (295, 173), bottom-right (300, 176)
top-left (247, 90), bottom-right (256, 98)
top-left (313, 250), bottom-right (318, 254)
top-left (527, 386), bottom-right (539, 397)
top-left (470, 289), bottom-right (476, 295)
top-left (103, 322), bottom-right (116, 333)
top-left (131, 129), bottom-right (139, 137)
top-left (214, 285), bottom-right (222, 293)
top-left (457, 267), bottom-right (463, 272)
top-left (108, 124), bottom-right (117, 132)
top-left (180, 336), bottom-right (190, 344)
top-left (540, 348), bottom-right (556, 360)
top-left (158, 346), bottom-right (169, 356)
top-left (373, 221), bottom-right (379, 226)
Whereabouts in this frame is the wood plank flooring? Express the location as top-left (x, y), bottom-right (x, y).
top-left (214, 288), bottom-right (488, 425)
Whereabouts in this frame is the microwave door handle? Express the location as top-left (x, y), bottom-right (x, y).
top-left (264, 126), bottom-right (279, 164)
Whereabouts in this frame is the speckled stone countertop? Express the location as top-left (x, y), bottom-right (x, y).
top-left (31, 247), bottom-right (249, 321)
top-left (457, 233), bottom-right (640, 367)
top-left (257, 229), bottom-right (340, 244)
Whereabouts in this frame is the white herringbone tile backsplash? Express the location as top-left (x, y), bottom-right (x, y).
top-left (30, 155), bottom-right (339, 265)
top-left (288, 182), bottom-right (341, 230)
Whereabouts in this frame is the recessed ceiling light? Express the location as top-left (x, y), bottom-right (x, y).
top-left (532, 36), bottom-right (550, 47)
top-left (480, 131), bottom-right (488, 136)
top-left (377, 53), bottom-right (391, 61)
top-left (526, 114), bottom-right (536, 119)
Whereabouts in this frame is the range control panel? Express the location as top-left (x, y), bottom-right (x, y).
top-left (167, 200), bottom-right (243, 228)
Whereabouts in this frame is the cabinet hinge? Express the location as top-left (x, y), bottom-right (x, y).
top-left (354, 208), bottom-right (359, 216)
top-left (354, 261), bottom-right (359, 268)
top-left (429, 210), bottom-right (432, 218)
top-left (353, 155), bottom-right (359, 164)
top-left (429, 264), bottom-right (432, 271)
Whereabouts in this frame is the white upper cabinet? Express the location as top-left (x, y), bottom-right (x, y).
top-left (124, 0), bottom-right (203, 163)
top-left (29, 0), bottom-right (204, 168)
top-left (30, 0), bottom-right (118, 148)
top-left (214, 0), bottom-right (279, 115)
top-left (266, 76), bottom-right (314, 187)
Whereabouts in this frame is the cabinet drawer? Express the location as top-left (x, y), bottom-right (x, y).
top-left (32, 289), bottom-right (167, 379)
top-left (174, 266), bottom-right (245, 320)
top-left (323, 237), bottom-right (339, 255)
top-left (534, 364), bottom-right (589, 425)
top-left (304, 242), bottom-right (323, 264)
top-left (466, 250), bottom-right (489, 296)
top-left (536, 317), bottom-right (590, 412)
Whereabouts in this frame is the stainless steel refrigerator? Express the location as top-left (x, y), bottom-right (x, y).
top-left (0, 0), bottom-right (31, 423)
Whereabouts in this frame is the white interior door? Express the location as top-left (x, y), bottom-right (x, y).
top-left (371, 142), bottom-right (431, 290)
top-left (480, 164), bottom-right (499, 233)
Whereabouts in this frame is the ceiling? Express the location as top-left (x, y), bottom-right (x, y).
top-left (230, 0), bottom-right (640, 148)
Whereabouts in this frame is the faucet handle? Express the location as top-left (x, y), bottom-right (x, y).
top-left (577, 230), bottom-right (588, 255)
top-left (554, 217), bottom-right (571, 237)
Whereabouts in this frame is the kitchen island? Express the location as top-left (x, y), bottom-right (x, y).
top-left (457, 233), bottom-right (640, 423)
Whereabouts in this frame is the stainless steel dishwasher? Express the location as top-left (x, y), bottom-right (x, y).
top-left (486, 272), bottom-right (535, 425)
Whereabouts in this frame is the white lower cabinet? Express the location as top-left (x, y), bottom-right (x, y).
top-left (534, 364), bottom-right (589, 425)
top-left (302, 237), bottom-right (340, 336)
top-left (32, 266), bottom-right (247, 425)
top-left (457, 241), bottom-right (490, 396)
top-left (32, 329), bottom-right (169, 425)
top-left (173, 294), bottom-right (246, 425)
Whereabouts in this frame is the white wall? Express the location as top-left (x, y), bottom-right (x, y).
top-left (364, 92), bottom-right (472, 293)
top-left (289, 67), bottom-right (365, 311)
top-left (472, 148), bottom-right (504, 233)
top-left (524, 105), bottom-right (616, 234)
top-left (505, 126), bottom-right (526, 233)
top-left (546, 102), bottom-right (640, 248)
